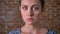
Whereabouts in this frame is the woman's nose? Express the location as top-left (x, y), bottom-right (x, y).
top-left (27, 9), bottom-right (33, 16)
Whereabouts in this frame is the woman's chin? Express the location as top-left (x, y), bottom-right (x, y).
top-left (25, 21), bottom-right (33, 25)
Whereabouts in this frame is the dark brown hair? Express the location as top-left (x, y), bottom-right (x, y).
top-left (19, 0), bottom-right (44, 8)
top-left (40, 0), bottom-right (44, 8)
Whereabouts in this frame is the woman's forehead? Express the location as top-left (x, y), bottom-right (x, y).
top-left (21, 0), bottom-right (40, 5)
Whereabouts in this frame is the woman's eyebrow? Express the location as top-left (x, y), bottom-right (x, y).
top-left (21, 5), bottom-right (27, 6)
top-left (32, 5), bottom-right (39, 7)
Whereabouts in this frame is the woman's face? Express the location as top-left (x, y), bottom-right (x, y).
top-left (20, 0), bottom-right (43, 25)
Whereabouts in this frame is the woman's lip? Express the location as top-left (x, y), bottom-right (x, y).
top-left (27, 18), bottom-right (32, 20)
top-left (27, 18), bottom-right (33, 21)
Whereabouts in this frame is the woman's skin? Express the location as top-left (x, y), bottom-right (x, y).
top-left (20, 0), bottom-right (47, 34)
top-left (20, 0), bottom-right (42, 25)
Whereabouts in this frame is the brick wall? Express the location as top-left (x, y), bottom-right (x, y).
top-left (0, 0), bottom-right (60, 34)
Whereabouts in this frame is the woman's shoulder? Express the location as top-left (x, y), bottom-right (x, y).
top-left (47, 29), bottom-right (57, 34)
top-left (8, 28), bottom-right (21, 34)
top-left (8, 28), bottom-right (57, 34)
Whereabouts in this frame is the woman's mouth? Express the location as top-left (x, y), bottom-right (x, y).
top-left (27, 18), bottom-right (33, 22)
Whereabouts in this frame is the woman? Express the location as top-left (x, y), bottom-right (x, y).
top-left (8, 0), bottom-right (57, 34)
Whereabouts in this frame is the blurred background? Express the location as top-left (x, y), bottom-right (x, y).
top-left (0, 0), bottom-right (60, 34)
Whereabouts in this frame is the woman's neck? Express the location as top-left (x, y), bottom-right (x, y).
top-left (21, 24), bottom-right (47, 34)
top-left (21, 24), bottom-right (34, 32)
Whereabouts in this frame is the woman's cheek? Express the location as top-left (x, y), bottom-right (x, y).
top-left (34, 10), bottom-right (40, 16)
top-left (34, 11), bottom-right (40, 19)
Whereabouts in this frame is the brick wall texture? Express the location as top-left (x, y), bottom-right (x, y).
top-left (0, 0), bottom-right (60, 34)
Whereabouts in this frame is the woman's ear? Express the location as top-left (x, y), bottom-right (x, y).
top-left (19, 6), bottom-right (21, 10)
top-left (42, 6), bottom-right (46, 19)
top-left (42, 6), bottom-right (46, 13)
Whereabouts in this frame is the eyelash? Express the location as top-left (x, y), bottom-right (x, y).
top-left (22, 7), bottom-right (27, 10)
top-left (33, 7), bottom-right (39, 11)
top-left (22, 6), bottom-right (39, 11)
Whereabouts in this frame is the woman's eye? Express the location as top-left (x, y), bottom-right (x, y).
top-left (33, 7), bottom-right (39, 11)
top-left (22, 7), bottom-right (27, 10)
